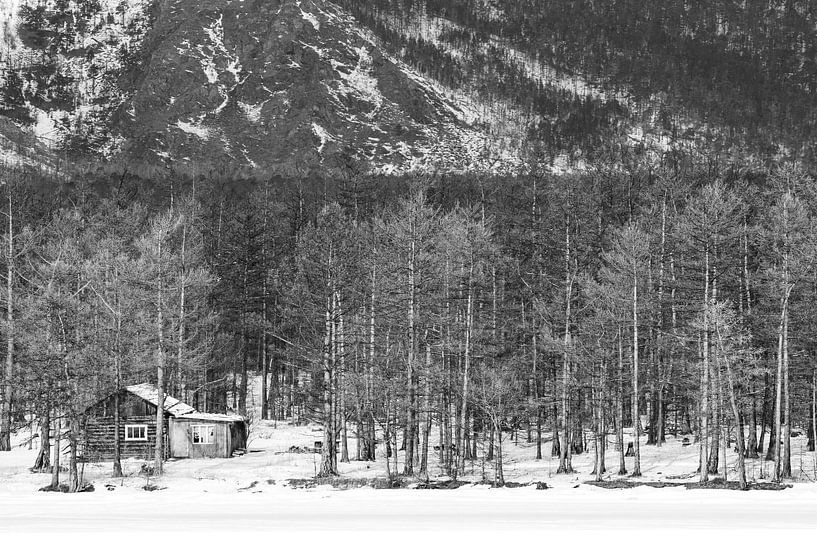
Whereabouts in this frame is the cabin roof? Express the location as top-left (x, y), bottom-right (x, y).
top-left (176, 412), bottom-right (245, 423)
top-left (125, 383), bottom-right (196, 417)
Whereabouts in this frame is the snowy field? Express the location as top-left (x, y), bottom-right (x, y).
top-left (2, 418), bottom-right (817, 540)
top-left (2, 377), bottom-right (816, 540)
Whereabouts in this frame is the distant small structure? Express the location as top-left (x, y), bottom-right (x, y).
top-left (83, 383), bottom-right (247, 461)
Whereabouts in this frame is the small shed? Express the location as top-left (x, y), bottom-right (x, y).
top-left (169, 413), bottom-right (247, 458)
top-left (83, 383), bottom-right (246, 461)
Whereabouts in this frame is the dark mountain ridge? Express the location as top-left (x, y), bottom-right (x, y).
top-left (1, 0), bottom-right (815, 175)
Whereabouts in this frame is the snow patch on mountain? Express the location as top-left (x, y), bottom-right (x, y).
top-left (201, 56), bottom-right (220, 85)
top-left (298, 0), bottom-right (320, 30)
top-left (238, 101), bottom-right (265, 124)
top-left (199, 12), bottom-right (245, 118)
top-left (177, 120), bottom-right (211, 139)
top-left (33, 110), bottom-right (59, 144)
top-left (389, 13), bottom-right (623, 105)
top-left (311, 123), bottom-right (333, 153)
top-left (335, 46), bottom-right (383, 115)
top-left (0, 0), bottom-right (23, 50)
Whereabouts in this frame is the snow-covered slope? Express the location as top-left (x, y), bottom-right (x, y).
top-left (119, 0), bottom-right (523, 174)
top-left (0, 0), bottom-right (155, 167)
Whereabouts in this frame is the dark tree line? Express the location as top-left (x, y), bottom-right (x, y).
top-left (1, 155), bottom-right (817, 491)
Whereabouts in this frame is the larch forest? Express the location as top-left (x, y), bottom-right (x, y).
top-left (0, 0), bottom-right (816, 523)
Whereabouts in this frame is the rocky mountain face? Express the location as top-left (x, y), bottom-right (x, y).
top-left (0, 0), bottom-right (515, 175)
top-left (3, 0), bottom-right (812, 176)
top-left (0, 0), bottom-right (155, 168)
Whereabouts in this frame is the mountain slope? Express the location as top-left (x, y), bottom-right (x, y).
top-left (5, 0), bottom-right (810, 175)
top-left (0, 0), bottom-right (522, 174)
top-left (341, 0), bottom-right (817, 167)
top-left (121, 0), bottom-right (519, 173)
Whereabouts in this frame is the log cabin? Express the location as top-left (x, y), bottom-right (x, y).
top-left (82, 383), bottom-right (247, 461)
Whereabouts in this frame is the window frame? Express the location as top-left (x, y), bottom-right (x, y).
top-left (191, 424), bottom-right (215, 445)
top-left (124, 424), bottom-right (148, 442)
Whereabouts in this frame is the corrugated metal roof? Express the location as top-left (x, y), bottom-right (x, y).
top-left (125, 383), bottom-right (196, 417)
top-left (176, 412), bottom-right (245, 423)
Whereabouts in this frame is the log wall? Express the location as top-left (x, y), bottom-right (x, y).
top-left (83, 416), bottom-right (169, 461)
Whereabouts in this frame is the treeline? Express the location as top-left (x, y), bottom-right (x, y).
top-left (1, 158), bottom-right (817, 490)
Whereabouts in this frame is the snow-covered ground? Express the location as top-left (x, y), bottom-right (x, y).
top-left (2, 419), bottom-right (817, 538)
top-left (2, 375), bottom-right (815, 537)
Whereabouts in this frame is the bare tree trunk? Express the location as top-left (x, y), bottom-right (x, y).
top-left (761, 373), bottom-right (771, 459)
top-left (746, 396), bottom-right (758, 458)
top-left (404, 235), bottom-right (417, 476)
top-left (708, 384), bottom-right (721, 474)
top-left (775, 199), bottom-right (792, 480)
top-left (318, 292), bottom-right (337, 477)
top-left (176, 221), bottom-right (187, 402)
top-left (112, 299), bottom-right (123, 478)
top-left (331, 294), bottom-right (339, 465)
top-left (711, 357), bottom-right (725, 476)
top-left (239, 261), bottom-right (249, 416)
top-left (594, 418), bottom-right (605, 482)
top-left (338, 292), bottom-right (349, 464)
top-left (419, 336), bottom-right (432, 481)
top-left (631, 254), bottom-right (642, 477)
top-left (67, 416), bottom-right (80, 493)
top-left (551, 362), bottom-right (560, 458)
top-left (558, 219), bottom-right (573, 474)
top-left (652, 193), bottom-right (668, 448)
top-left (260, 183), bottom-right (270, 421)
top-left (353, 325), bottom-right (363, 461)
top-left (0, 192), bottom-right (14, 452)
top-left (617, 328), bottom-right (626, 475)
top-left (155, 243), bottom-right (166, 475)
top-left (699, 247), bottom-right (710, 483)
top-left (366, 268), bottom-right (377, 461)
top-left (494, 422), bottom-right (504, 486)
top-left (594, 352), bottom-right (606, 481)
top-left (457, 263), bottom-right (474, 475)
top-left (384, 399), bottom-right (392, 479)
top-left (33, 404), bottom-right (51, 472)
top-left (782, 310), bottom-right (792, 478)
top-left (810, 369), bottom-right (816, 453)
top-left (51, 414), bottom-right (61, 489)
top-left (773, 299), bottom-right (786, 481)
top-left (260, 335), bottom-right (268, 420)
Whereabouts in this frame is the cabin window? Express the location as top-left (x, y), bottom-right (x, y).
top-left (191, 425), bottom-right (215, 445)
top-left (124, 424), bottom-right (148, 442)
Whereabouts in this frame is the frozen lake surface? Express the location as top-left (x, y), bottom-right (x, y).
top-left (2, 483), bottom-right (816, 535)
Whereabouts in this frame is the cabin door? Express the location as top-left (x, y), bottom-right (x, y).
top-left (169, 420), bottom-right (189, 458)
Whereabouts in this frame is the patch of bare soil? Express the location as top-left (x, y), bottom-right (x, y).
top-left (586, 480), bottom-right (683, 489)
top-left (587, 478), bottom-right (791, 491)
top-left (684, 479), bottom-right (791, 491)
top-left (284, 476), bottom-right (406, 489)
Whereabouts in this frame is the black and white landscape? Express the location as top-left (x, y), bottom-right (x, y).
top-left (1, 0), bottom-right (817, 537)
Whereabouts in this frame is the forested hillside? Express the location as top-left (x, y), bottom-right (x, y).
top-left (340, 0), bottom-right (817, 167)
